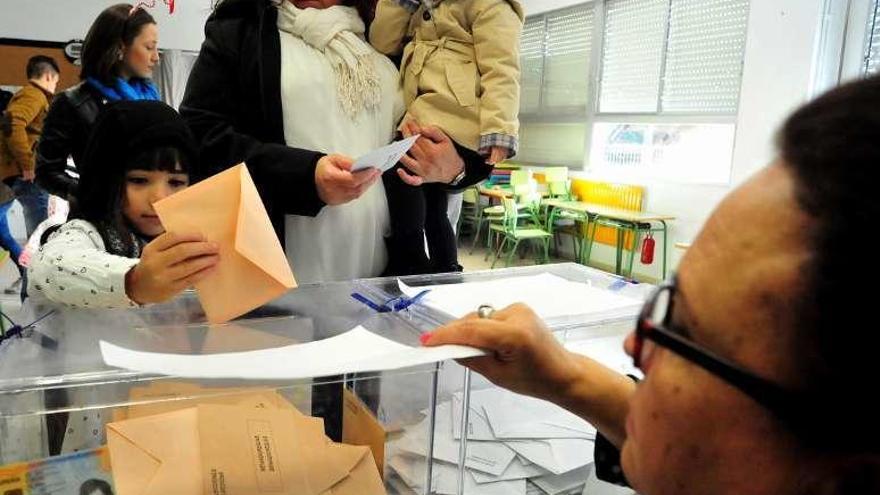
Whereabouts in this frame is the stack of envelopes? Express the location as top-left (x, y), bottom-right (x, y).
top-left (387, 388), bottom-right (596, 495)
top-left (106, 391), bottom-right (385, 495)
top-left (387, 335), bottom-right (640, 495)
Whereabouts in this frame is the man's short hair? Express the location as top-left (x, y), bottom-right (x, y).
top-left (26, 55), bottom-right (60, 80)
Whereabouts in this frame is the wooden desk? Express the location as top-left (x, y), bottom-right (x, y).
top-left (477, 186), bottom-right (514, 200)
top-left (543, 199), bottom-right (676, 278)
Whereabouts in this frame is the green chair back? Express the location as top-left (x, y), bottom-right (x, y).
top-left (510, 170), bottom-right (531, 187)
top-left (543, 167), bottom-right (569, 183)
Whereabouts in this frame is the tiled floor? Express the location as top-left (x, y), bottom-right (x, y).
top-left (456, 234), bottom-right (573, 272)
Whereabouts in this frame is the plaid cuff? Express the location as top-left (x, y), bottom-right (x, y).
top-left (395, 0), bottom-right (421, 12)
top-left (479, 133), bottom-right (519, 159)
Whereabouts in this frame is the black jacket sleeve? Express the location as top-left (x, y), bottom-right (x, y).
top-left (179, 18), bottom-right (326, 218)
top-left (445, 142), bottom-right (492, 191)
top-left (35, 94), bottom-right (79, 200)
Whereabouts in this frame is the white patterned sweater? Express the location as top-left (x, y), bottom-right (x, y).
top-left (28, 220), bottom-right (140, 308)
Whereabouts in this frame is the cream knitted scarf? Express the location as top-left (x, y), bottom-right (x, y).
top-left (277, 1), bottom-right (381, 117)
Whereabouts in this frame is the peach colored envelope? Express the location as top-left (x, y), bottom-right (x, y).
top-left (153, 164), bottom-right (296, 323)
top-left (107, 404), bottom-right (386, 495)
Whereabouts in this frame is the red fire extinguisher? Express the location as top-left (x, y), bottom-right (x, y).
top-left (641, 233), bottom-right (655, 264)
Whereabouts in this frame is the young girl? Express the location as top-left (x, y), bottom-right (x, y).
top-left (371, 0), bottom-right (524, 274)
top-left (29, 100), bottom-right (219, 308)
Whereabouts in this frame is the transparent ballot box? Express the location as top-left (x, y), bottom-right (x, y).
top-left (357, 264), bottom-right (650, 495)
top-left (0, 263), bottom-right (648, 495)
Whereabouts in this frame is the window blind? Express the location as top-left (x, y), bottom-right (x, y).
top-left (662, 0), bottom-right (749, 113)
top-left (599, 0), bottom-right (669, 113)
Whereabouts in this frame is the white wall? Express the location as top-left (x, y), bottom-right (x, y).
top-left (0, 0), bottom-right (213, 51)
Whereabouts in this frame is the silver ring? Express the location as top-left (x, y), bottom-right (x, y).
top-left (477, 304), bottom-right (495, 319)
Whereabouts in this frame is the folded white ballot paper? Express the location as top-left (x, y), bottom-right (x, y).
top-left (351, 134), bottom-right (420, 172)
top-left (393, 401), bottom-right (517, 476)
top-left (455, 388), bottom-right (597, 441)
top-left (100, 326), bottom-right (483, 380)
top-left (398, 273), bottom-right (643, 321)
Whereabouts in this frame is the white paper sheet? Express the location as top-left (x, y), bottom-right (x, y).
top-left (452, 393), bottom-right (497, 441)
top-left (100, 326), bottom-right (484, 380)
top-left (435, 469), bottom-right (527, 495)
top-left (388, 454), bottom-right (527, 495)
top-left (564, 335), bottom-right (641, 377)
top-left (505, 438), bottom-right (594, 475)
top-left (471, 456), bottom-right (548, 484)
top-left (476, 388), bottom-right (597, 440)
top-left (351, 134), bottom-right (420, 172)
top-left (531, 464), bottom-right (592, 495)
top-left (399, 273), bottom-right (643, 321)
top-left (393, 401), bottom-right (517, 476)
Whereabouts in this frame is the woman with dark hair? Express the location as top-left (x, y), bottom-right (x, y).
top-left (36, 3), bottom-right (161, 202)
top-left (181, 0), bottom-right (491, 284)
top-left (29, 100), bottom-right (218, 308)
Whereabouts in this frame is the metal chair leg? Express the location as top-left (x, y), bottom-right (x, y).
top-left (506, 240), bottom-right (520, 267)
top-left (469, 217), bottom-right (483, 255)
top-left (490, 236), bottom-right (507, 269)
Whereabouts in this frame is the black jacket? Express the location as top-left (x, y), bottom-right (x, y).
top-left (180, 0), bottom-right (326, 241)
top-left (180, 0), bottom-right (490, 243)
top-left (36, 82), bottom-right (106, 200)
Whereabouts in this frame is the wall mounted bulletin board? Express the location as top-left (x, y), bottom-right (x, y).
top-left (0, 39), bottom-right (81, 92)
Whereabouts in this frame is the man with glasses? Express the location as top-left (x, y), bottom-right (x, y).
top-left (421, 75), bottom-right (880, 494)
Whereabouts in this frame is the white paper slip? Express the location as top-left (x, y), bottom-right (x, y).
top-left (393, 401), bottom-right (517, 476)
top-left (435, 469), bottom-right (527, 495)
top-left (452, 393), bottom-right (497, 441)
top-left (531, 464), bottom-right (592, 495)
top-left (351, 134), bottom-right (420, 172)
top-left (564, 335), bottom-right (640, 377)
top-left (477, 388), bottom-right (597, 440)
top-left (505, 438), bottom-right (594, 475)
top-left (100, 326), bottom-right (484, 380)
top-left (471, 456), bottom-right (549, 484)
top-left (398, 273), bottom-right (643, 321)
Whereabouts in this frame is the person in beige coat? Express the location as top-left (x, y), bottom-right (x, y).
top-left (370, 0), bottom-right (524, 274)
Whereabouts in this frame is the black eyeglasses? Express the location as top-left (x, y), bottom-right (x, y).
top-left (633, 276), bottom-right (804, 422)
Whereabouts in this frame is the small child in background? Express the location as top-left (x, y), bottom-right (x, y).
top-left (371, 0), bottom-right (523, 273)
top-left (29, 100), bottom-right (219, 308)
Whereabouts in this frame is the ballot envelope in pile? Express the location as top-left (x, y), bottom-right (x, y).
top-left (387, 335), bottom-right (639, 495)
top-left (106, 389), bottom-right (385, 495)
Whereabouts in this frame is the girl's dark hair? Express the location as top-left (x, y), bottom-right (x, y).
top-left (75, 100), bottom-right (197, 256)
top-left (80, 3), bottom-right (156, 84)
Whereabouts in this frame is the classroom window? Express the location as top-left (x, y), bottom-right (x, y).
top-left (591, 0), bottom-right (749, 183)
top-left (516, 0), bottom-right (749, 179)
top-left (517, 4), bottom-right (594, 166)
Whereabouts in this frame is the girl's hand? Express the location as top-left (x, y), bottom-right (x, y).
top-left (487, 146), bottom-right (508, 165)
top-left (126, 232), bottom-right (220, 304)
